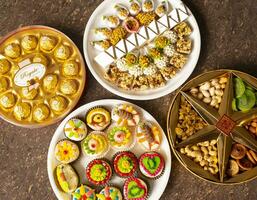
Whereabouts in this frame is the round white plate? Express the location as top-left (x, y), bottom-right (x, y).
top-left (83, 0), bottom-right (201, 100)
top-left (47, 99), bottom-right (172, 200)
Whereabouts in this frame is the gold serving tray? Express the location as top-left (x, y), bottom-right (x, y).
top-left (167, 69), bottom-right (257, 184)
top-left (0, 25), bottom-right (86, 128)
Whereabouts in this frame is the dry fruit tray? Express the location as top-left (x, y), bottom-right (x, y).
top-left (0, 25), bottom-right (86, 128)
top-left (83, 0), bottom-right (201, 100)
top-left (167, 69), bottom-right (257, 184)
top-left (47, 99), bottom-right (171, 200)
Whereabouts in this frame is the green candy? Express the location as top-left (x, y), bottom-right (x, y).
top-left (128, 181), bottom-right (145, 198)
top-left (234, 78), bottom-right (245, 98)
top-left (142, 157), bottom-right (161, 174)
top-left (237, 89), bottom-right (256, 112)
top-left (232, 98), bottom-right (238, 112)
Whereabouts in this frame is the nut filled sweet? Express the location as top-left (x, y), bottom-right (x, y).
top-left (0, 26), bottom-right (85, 127)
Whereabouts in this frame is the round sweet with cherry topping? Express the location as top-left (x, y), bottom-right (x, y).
top-left (139, 152), bottom-right (165, 179)
top-left (113, 151), bottom-right (138, 178)
top-left (86, 159), bottom-right (112, 186)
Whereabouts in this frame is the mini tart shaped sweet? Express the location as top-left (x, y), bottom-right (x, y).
top-left (56, 164), bottom-right (79, 193)
top-left (96, 186), bottom-right (123, 200)
top-left (139, 152), bottom-right (165, 179)
top-left (86, 159), bottom-right (112, 186)
top-left (82, 132), bottom-right (109, 157)
top-left (54, 140), bottom-right (80, 164)
top-left (111, 104), bottom-right (140, 126)
top-left (72, 185), bottom-right (96, 200)
top-left (113, 151), bottom-right (138, 178)
top-left (107, 126), bottom-right (133, 150)
top-left (123, 178), bottom-right (148, 200)
top-left (86, 107), bottom-right (111, 131)
top-left (64, 118), bottom-right (87, 141)
top-left (136, 121), bottom-right (161, 151)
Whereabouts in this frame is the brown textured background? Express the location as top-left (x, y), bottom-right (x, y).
top-left (0, 0), bottom-right (257, 199)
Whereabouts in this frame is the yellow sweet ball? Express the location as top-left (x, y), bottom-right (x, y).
top-left (0, 92), bottom-right (16, 108)
top-left (54, 45), bottom-right (71, 60)
top-left (43, 74), bottom-right (58, 92)
top-left (13, 102), bottom-right (31, 120)
top-left (0, 59), bottom-right (11, 75)
top-left (33, 104), bottom-right (50, 122)
top-left (40, 35), bottom-right (57, 51)
top-left (21, 87), bottom-right (38, 100)
top-left (62, 60), bottom-right (79, 76)
top-left (21, 35), bottom-right (38, 51)
top-left (4, 43), bottom-right (21, 59)
top-left (59, 79), bottom-right (78, 95)
top-left (33, 54), bottom-right (48, 66)
top-left (0, 77), bottom-right (9, 93)
top-left (49, 95), bottom-right (67, 113)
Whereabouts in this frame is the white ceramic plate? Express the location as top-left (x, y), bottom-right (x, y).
top-left (47, 99), bottom-right (172, 200)
top-left (83, 0), bottom-right (201, 100)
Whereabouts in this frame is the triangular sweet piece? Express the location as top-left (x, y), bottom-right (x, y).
top-left (105, 46), bottom-right (116, 59)
top-left (126, 33), bottom-right (138, 47)
top-left (177, 8), bottom-right (189, 21)
top-left (138, 27), bottom-right (148, 40)
top-left (124, 40), bottom-right (135, 52)
top-left (156, 21), bottom-right (167, 34)
top-left (147, 20), bottom-right (159, 34)
top-left (136, 33), bottom-right (147, 46)
top-left (114, 46), bottom-right (125, 58)
top-left (116, 39), bottom-right (126, 53)
top-left (168, 16), bottom-right (179, 29)
top-left (147, 27), bottom-right (157, 41)
top-left (158, 15), bottom-right (169, 28)
top-left (177, 3), bottom-right (190, 15)
top-left (94, 52), bottom-right (114, 68)
top-left (168, 9), bottom-right (180, 23)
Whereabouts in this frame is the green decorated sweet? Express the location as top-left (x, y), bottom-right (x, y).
top-left (90, 164), bottom-right (107, 182)
top-left (234, 78), bottom-right (245, 98)
top-left (108, 126), bottom-right (132, 149)
top-left (118, 156), bottom-right (134, 174)
top-left (237, 89), bottom-right (256, 112)
top-left (123, 178), bottom-right (148, 200)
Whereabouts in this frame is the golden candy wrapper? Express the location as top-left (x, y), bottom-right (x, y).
top-left (0, 25), bottom-right (86, 128)
top-left (167, 69), bottom-right (257, 184)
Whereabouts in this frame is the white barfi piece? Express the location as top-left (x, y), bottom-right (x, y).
top-left (126, 33), bottom-right (138, 46)
top-left (147, 27), bottom-right (157, 41)
top-left (147, 20), bottom-right (159, 34)
top-left (125, 40), bottom-right (136, 52)
top-left (136, 33), bottom-right (147, 46)
top-left (116, 39), bottom-right (126, 53)
top-left (94, 52), bottom-right (114, 67)
top-left (114, 46), bottom-right (125, 58)
top-left (156, 21), bottom-right (167, 34)
top-left (168, 16), bottom-right (179, 29)
top-left (158, 15), bottom-right (170, 28)
top-left (177, 8), bottom-right (189, 21)
top-left (106, 46), bottom-right (116, 58)
top-left (138, 26), bottom-right (148, 39)
top-left (169, 9), bottom-right (180, 23)
top-left (177, 3), bottom-right (190, 15)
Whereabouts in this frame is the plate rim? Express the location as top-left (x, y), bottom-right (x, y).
top-left (47, 99), bottom-right (172, 200)
top-left (83, 0), bottom-right (201, 100)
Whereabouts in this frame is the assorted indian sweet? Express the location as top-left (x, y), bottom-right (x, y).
top-left (232, 77), bottom-right (257, 112)
top-left (64, 118), bottom-right (87, 141)
top-left (180, 140), bottom-right (219, 175)
top-left (92, 1), bottom-right (192, 91)
top-left (54, 140), bottom-right (80, 163)
top-left (113, 151), bottom-right (138, 178)
top-left (0, 27), bottom-right (85, 127)
top-left (86, 107), bottom-right (111, 131)
top-left (244, 118), bottom-right (257, 138)
top-left (107, 126), bottom-right (134, 150)
top-left (111, 104), bottom-right (140, 126)
top-left (72, 185), bottom-right (96, 200)
top-left (86, 159), bottom-right (112, 186)
top-left (82, 132), bottom-right (109, 157)
top-left (96, 186), bottom-right (123, 200)
top-left (189, 75), bottom-right (228, 109)
top-left (175, 96), bottom-right (208, 141)
top-left (123, 177), bottom-right (148, 200)
top-left (139, 152), bottom-right (165, 179)
top-left (136, 121), bottom-right (161, 151)
top-left (56, 164), bottom-right (79, 193)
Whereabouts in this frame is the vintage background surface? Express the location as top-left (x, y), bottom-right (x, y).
top-left (0, 0), bottom-right (257, 199)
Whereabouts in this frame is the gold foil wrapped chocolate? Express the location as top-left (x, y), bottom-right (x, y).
top-left (167, 70), bottom-right (257, 184)
top-left (0, 25), bottom-right (86, 128)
